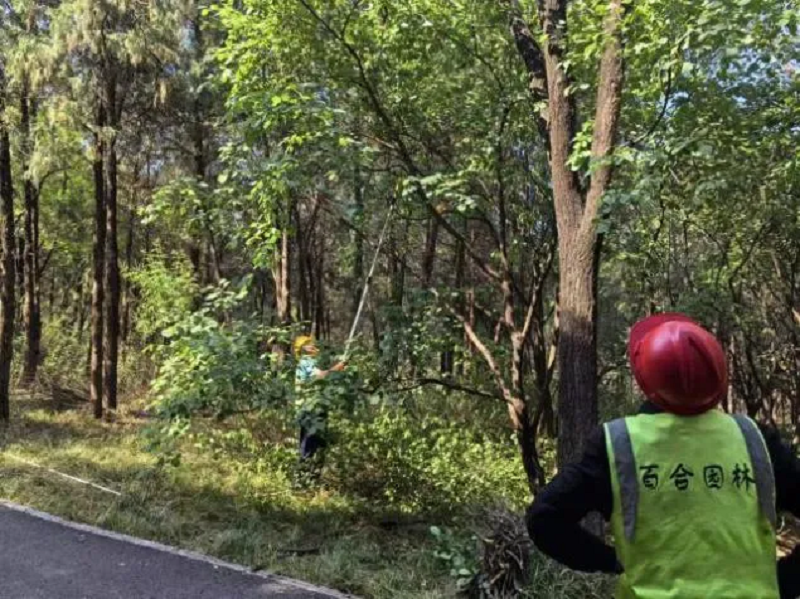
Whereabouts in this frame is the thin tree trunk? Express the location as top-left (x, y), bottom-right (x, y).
top-left (103, 77), bottom-right (120, 411)
top-left (122, 205), bottom-right (135, 342)
top-left (0, 68), bottom-right (15, 421)
top-left (21, 77), bottom-right (40, 384)
top-left (421, 217), bottom-right (439, 287)
top-left (531, 291), bottom-right (556, 437)
top-left (442, 231), bottom-right (466, 375)
top-left (91, 103), bottom-right (106, 419)
top-left (510, 330), bottom-right (544, 493)
top-left (353, 166), bottom-right (365, 319)
top-left (188, 17), bottom-right (206, 284)
top-left (75, 275), bottom-right (85, 339)
top-left (314, 236), bottom-right (325, 338)
top-left (16, 235), bottom-right (24, 321)
top-left (294, 206), bottom-right (311, 323)
top-left (274, 200), bottom-right (292, 326)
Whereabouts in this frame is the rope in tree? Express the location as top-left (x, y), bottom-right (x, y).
top-left (343, 203), bottom-right (395, 360)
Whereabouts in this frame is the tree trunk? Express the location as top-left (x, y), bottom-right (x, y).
top-left (390, 220), bottom-right (407, 307)
top-left (314, 236), bottom-right (326, 338)
top-left (442, 232), bottom-right (466, 375)
top-left (15, 236), bottom-right (24, 322)
top-left (353, 166), bottom-right (365, 319)
top-left (556, 240), bottom-right (599, 464)
top-left (274, 201), bottom-right (292, 325)
top-left (510, 329), bottom-right (544, 493)
top-left (91, 103), bottom-right (106, 419)
top-left (103, 78), bottom-right (120, 411)
top-left (421, 216), bottom-right (439, 287)
top-left (122, 205), bottom-right (135, 343)
top-left (0, 69), bottom-right (15, 421)
top-left (531, 291), bottom-right (556, 438)
top-left (294, 205), bottom-right (311, 323)
top-left (75, 275), bottom-right (85, 339)
top-left (188, 17), bottom-right (206, 284)
top-left (504, 0), bottom-right (626, 466)
top-left (21, 78), bottom-right (41, 384)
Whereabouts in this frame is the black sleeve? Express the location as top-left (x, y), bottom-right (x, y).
top-left (760, 424), bottom-right (800, 516)
top-left (778, 547), bottom-right (800, 599)
top-left (526, 427), bottom-right (621, 574)
top-left (760, 424), bottom-right (800, 599)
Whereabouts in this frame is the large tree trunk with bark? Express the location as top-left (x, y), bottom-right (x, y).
top-left (0, 69), bottom-right (15, 421)
top-left (503, 0), bottom-right (626, 466)
top-left (21, 76), bottom-right (41, 385)
top-left (556, 240), bottom-right (600, 464)
top-left (91, 103), bottom-right (106, 419)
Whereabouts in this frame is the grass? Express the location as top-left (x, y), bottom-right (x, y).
top-left (0, 392), bottom-right (614, 598)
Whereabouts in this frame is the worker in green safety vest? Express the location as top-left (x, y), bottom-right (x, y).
top-left (527, 313), bottom-right (800, 598)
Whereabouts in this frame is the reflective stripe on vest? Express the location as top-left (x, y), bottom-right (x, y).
top-left (606, 418), bottom-right (638, 541)
top-left (732, 414), bottom-right (777, 528)
top-left (605, 413), bottom-right (777, 541)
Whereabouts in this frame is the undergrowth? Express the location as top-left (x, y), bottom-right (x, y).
top-left (0, 393), bottom-right (614, 598)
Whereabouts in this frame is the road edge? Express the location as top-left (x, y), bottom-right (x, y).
top-left (0, 499), bottom-right (355, 599)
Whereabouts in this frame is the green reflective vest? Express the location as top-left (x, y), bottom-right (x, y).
top-left (605, 410), bottom-right (779, 598)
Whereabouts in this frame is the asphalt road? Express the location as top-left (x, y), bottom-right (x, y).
top-left (0, 502), bottom-right (349, 599)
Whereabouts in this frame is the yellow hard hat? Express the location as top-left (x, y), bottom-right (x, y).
top-left (293, 335), bottom-right (315, 356)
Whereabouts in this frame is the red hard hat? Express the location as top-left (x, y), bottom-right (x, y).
top-left (628, 313), bottom-right (728, 415)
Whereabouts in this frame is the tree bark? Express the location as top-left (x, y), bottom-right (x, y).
top-left (91, 102), bottom-right (106, 419)
top-left (510, 330), bottom-right (545, 494)
top-left (21, 76), bottom-right (41, 384)
top-left (0, 68), bottom-right (15, 421)
top-left (274, 200), bottom-right (292, 325)
top-left (103, 78), bottom-right (120, 411)
top-left (556, 241), bottom-right (599, 464)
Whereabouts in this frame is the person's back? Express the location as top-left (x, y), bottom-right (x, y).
top-left (527, 313), bottom-right (800, 598)
top-left (607, 410), bottom-right (777, 598)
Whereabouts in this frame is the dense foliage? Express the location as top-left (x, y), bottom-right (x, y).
top-left (0, 0), bottom-right (797, 595)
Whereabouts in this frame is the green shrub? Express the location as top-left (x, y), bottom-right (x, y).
top-left (36, 314), bottom-right (90, 389)
top-left (326, 408), bottom-right (528, 514)
top-left (147, 280), bottom-right (293, 421)
top-left (127, 250), bottom-right (199, 343)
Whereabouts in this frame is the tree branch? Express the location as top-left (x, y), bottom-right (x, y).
top-left (629, 68), bottom-right (672, 147)
top-left (583, 0), bottom-right (627, 235)
top-left (538, 0), bottom-right (585, 233)
top-left (430, 287), bottom-right (512, 403)
top-left (296, 0), bottom-right (501, 283)
top-left (392, 377), bottom-right (502, 401)
top-left (521, 241), bottom-right (555, 341)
